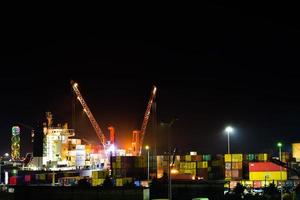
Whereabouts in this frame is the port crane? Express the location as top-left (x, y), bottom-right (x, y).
top-left (71, 81), bottom-right (107, 158)
top-left (138, 85), bottom-right (157, 156)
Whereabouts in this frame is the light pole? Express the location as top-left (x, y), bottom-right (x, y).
top-left (145, 145), bottom-right (150, 181)
top-left (277, 142), bottom-right (283, 200)
top-left (225, 126), bottom-right (234, 188)
top-left (225, 126), bottom-right (233, 154)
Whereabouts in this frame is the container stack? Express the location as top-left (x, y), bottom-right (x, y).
top-left (224, 154), bottom-right (243, 180)
top-left (209, 155), bottom-right (224, 180)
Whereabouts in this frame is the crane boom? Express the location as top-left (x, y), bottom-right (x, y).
top-left (138, 85), bottom-right (157, 156)
top-left (71, 81), bottom-right (106, 151)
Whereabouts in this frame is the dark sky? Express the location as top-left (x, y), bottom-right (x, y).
top-left (1, 3), bottom-right (300, 156)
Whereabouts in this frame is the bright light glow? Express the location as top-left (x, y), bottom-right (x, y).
top-left (277, 142), bottom-right (283, 148)
top-left (74, 83), bottom-right (78, 88)
top-left (171, 169), bottom-right (179, 174)
top-left (5, 171), bottom-right (8, 184)
top-left (108, 144), bottom-right (115, 152)
top-left (225, 126), bottom-right (233, 134)
top-left (192, 176), bottom-right (195, 180)
top-left (83, 108), bottom-right (87, 113)
top-left (145, 145), bottom-right (149, 150)
top-left (77, 96), bottom-right (80, 100)
top-left (153, 86), bottom-right (157, 94)
top-left (4, 153), bottom-right (9, 157)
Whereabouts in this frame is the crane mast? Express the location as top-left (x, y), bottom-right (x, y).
top-left (71, 81), bottom-right (106, 152)
top-left (138, 85), bottom-right (157, 156)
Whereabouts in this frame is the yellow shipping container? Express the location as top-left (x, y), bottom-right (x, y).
top-left (116, 161), bottom-right (121, 169)
top-left (92, 178), bottom-right (104, 186)
top-left (190, 162), bottom-right (196, 169)
top-left (197, 161), bottom-right (208, 168)
top-left (99, 178), bottom-right (104, 185)
top-left (184, 169), bottom-right (196, 175)
top-left (258, 153), bottom-right (268, 161)
top-left (232, 154), bottom-right (243, 162)
top-left (92, 171), bottom-right (99, 179)
top-left (249, 171), bottom-right (287, 181)
top-left (180, 162), bottom-right (186, 169)
top-left (185, 155), bottom-right (191, 162)
top-left (225, 154), bottom-right (243, 162)
top-left (186, 162), bottom-right (191, 169)
top-left (116, 178), bottom-right (123, 187)
top-left (293, 143), bottom-right (300, 162)
top-left (39, 174), bottom-right (46, 180)
top-left (225, 154), bottom-right (232, 162)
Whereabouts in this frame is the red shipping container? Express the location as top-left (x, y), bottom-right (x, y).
top-left (25, 175), bottom-right (31, 182)
top-left (9, 176), bottom-right (17, 185)
top-left (249, 162), bottom-right (286, 172)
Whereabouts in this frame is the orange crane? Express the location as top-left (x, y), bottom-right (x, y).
top-left (138, 85), bottom-right (157, 156)
top-left (71, 81), bottom-right (107, 156)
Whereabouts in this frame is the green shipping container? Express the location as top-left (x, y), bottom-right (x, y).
top-left (203, 154), bottom-right (211, 161)
top-left (247, 154), bottom-right (255, 161)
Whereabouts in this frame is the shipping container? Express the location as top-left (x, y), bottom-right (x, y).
top-left (211, 160), bottom-right (223, 167)
top-left (257, 153), bottom-right (268, 161)
top-left (197, 161), bottom-right (208, 168)
top-left (24, 175), bottom-right (31, 182)
top-left (203, 154), bottom-right (211, 161)
top-left (185, 155), bottom-right (191, 162)
top-left (249, 171), bottom-right (287, 181)
top-left (9, 176), bottom-right (17, 185)
top-left (115, 178), bottom-right (123, 187)
top-left (225, 154), bottom-right (243, 162)
top-left (249, 162), bottom-right (286, 172)
top-left (225, 169), bottom-right (242, 179)
top-left (225, 162), bottom-right (231, 170)
top-left (232, 162), bottom-right (242, 170)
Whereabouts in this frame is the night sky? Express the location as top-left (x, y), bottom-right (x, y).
top-left (1, 3), bottom-right (300, 156)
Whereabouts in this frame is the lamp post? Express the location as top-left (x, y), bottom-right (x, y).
top-left (225, 126), bottom-right (234, 188)
top-left (225, 126), bottom-right (233, 154)
top-left (277, 142), bottom-right (283, 200)
top-left (145, 145), bottom-right (150, 181)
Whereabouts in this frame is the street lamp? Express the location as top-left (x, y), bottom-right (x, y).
top-left (277, 142), bottom-right (283, 200)
top-left (225, 126), bottom-right (234, 154)
top-left (145, 145), bottom-right (150, 181)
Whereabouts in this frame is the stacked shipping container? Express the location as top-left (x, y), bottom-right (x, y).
top-left (224, 154), bottom-right (243, 180)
